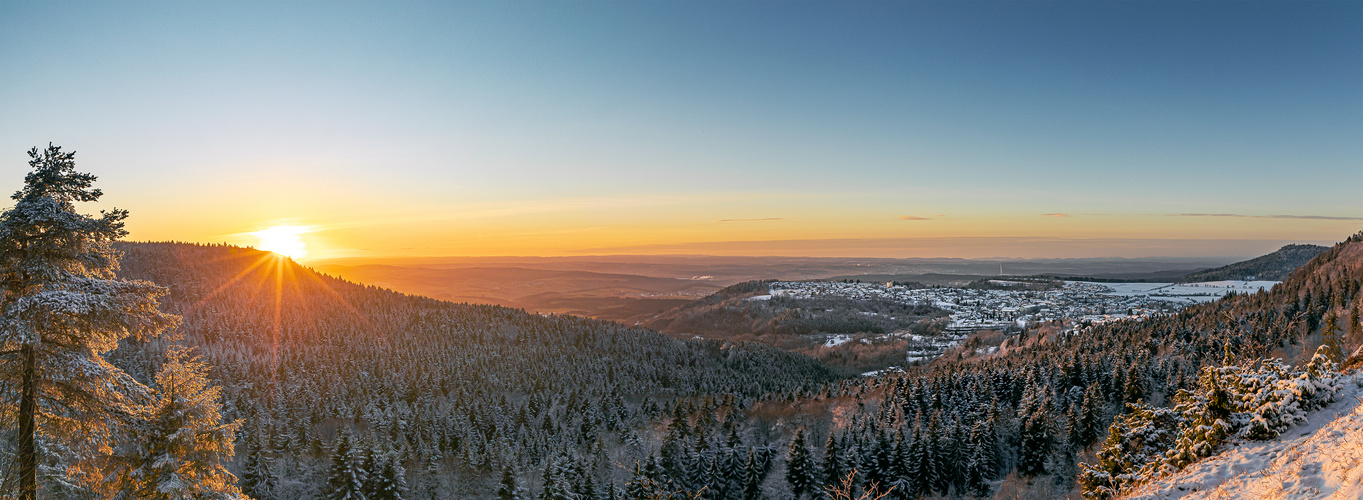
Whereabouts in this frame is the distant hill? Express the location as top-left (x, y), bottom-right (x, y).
top-left (1179, 244), bottom-right (1328, 282)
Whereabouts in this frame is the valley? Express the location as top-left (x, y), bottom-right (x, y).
top-left (6, 3), bottom-right (1358, 499)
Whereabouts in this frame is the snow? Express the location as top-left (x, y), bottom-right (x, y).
top-left (1086, 281), bottom-right (1280, 305)
top-left (861, 367), bottom-right (905, 377)
top-left (745, 294), bottom-right (772, 301)
top-left (1126, 374), bottom-right (1363, 500)
top-left (823, 334), bottom-right (852, 347)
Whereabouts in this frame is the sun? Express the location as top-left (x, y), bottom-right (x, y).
top-left (252, 225), bottom-right (311, 259)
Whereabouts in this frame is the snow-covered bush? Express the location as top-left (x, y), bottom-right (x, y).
top-left (1077, 403), bottom-right (1183, 499)
top-left (1079, 347), bottom-right (1347, 500)
top-left (1237, 347), bottom-right (1344, 439)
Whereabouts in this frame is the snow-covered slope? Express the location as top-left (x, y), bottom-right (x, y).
top-left (1125, 374), bottom-right (1363, 500)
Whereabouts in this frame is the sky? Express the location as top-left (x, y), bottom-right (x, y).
top-left (1, 1), bottom-right (1360, 260)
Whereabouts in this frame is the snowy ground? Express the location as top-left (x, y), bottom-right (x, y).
top-left (823, 334), bottom-right (853, 347)
top-left (1126, 374), bottom-right (1363, 500)
top-left (1092, 281), bottom-right (1280, 304)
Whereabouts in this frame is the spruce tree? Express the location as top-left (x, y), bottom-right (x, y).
top-left (111, 346), bottom-right (244, 499)
top-left (741, 448), bottom-right (764, 500)
top-left (368, 450), bottom-right (407, 500)
top-left (239, 433), bottom-right (278, 500)
top-left (0, 145), bottom-right (178, 499)
top-left (1076, 383), bottom-right (1106, 450)
top-left (325, 432), bottom-right (368, 500)
top-left (911, 425), bottom-right (937, 496)
top-left (1321, 313), bottom-right (1345, 362)
top-left (820, 433), bottom-right (847, 494)
top-left (1016, 387), bottom-right (1054, 477)
top-left (963, 421), bottom-right (997, 497)
top-left (497, 467), bottom-right (526, 500)
top-left (784, 429), bottom-right (816, 499)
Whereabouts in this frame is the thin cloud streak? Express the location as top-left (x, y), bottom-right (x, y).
top-left (717, 217), bottom-right (791, 222)
top-left (899, 215), bottom-right (933, 221)
top-left (1041, 213), bottom-right (1070, 217)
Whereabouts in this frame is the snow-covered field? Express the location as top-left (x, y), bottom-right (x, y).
top-left (823, 334), bottom-right (853, 347)
top-left (1126, 375), bottom-right (1363, 500)
top-left (1091, 280), bottom-right (1280, 304)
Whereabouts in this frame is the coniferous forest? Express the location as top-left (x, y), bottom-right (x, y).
top-left (2, 147), bottom-right (1362, 499)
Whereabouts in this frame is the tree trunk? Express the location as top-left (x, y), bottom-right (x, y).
top-left (18, 345), bottom-right (37, 500)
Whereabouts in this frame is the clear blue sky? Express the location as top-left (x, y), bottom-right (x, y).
top-left (1, 1), bottom-right (1359, 259)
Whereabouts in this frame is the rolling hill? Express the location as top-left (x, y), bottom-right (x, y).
top-left (1179, 244), bottom-right (1328, 282)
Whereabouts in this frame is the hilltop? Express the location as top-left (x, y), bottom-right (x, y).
top-left (1179, 244), bottom-right (1328, 282)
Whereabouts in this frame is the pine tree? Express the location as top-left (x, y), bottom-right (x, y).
top-left (540, 456), bottom-right (579, 500)
top-left (784, 429), bottom-right (816, 499)
top-left (497, 467), bottom-right (526, 500)
top-left (911, 424), bottom-right (937, 497)
top-left (0, 144), bottom-right (178, 500)
top-left (367, 450), bottom-right (408, 500)
top-left (887, 430), bottom-right (914, 499)
top-left (1016, 387), bottom-right (1054, 477)
top-left (110, 346), bottom-right (244, 499)
top-left (239, 433), bottom-right (279, 500)
top-left (1076, 383), bottom-right (1106, 450)
top-left (325, 432), bottom-right (368, 500)
top-left (963, 421), bottom-right (997, 498)
top-left (1321, 313), bottom-right (1345, 362)
top-left (820, 433), bottom-right (848, 494)
top-left (741, 448), bottom-right (764, 500)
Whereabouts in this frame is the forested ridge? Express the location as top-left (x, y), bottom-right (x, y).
top-left (23, 230), bottom-right (1359, 499)
top-left (1178, 244), bottom-right (1328, 283)
top-left (106, 242), bottom-right (841, 499)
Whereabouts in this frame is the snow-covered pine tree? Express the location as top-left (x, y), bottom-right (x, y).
top-left (1077, 403), bottom-right (1182, 500)
top-left (1076, 383), bottom-right (1106, 450)
top-left (109, 345), bottom-right (244, 499)
top-left (325, 432), bottom-right (368, 500)
top-left (784, 429), bottom-right (816, 499)
top-left (497, 467), bottom-right (526, 500)
top-left (539, 455), bottom-right (577, 500)
top-left (741, 448), bottom-right (764, 500)
top-left (360, 446), bottom-right (382, 499)
top-left (239, 432), bottom-right (279, 500)
top-left (1015, 386), bottom-right (1054, 477)
top-left (909, 424), bottom-right (935, 497)
top-left (963, 420), bottom-right (997, 498)
top-left (887, 430), bottom-right (914, 498)
top-left (820, 433), bottom-right (847, 494)
top-left (366, 448), bottom-right (408, 500)
top-left (0, 145), bottom-right (179, 499)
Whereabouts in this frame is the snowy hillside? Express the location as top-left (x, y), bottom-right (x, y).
top-left (1125, 373), bottom-right (1363, 500)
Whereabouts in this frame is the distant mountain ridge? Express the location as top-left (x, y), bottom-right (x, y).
top-left (1179, 244), bottom-right (1328, 282)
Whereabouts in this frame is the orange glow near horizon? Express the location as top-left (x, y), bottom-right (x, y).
top-left (126, 202), bottom-right (1359, 261)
